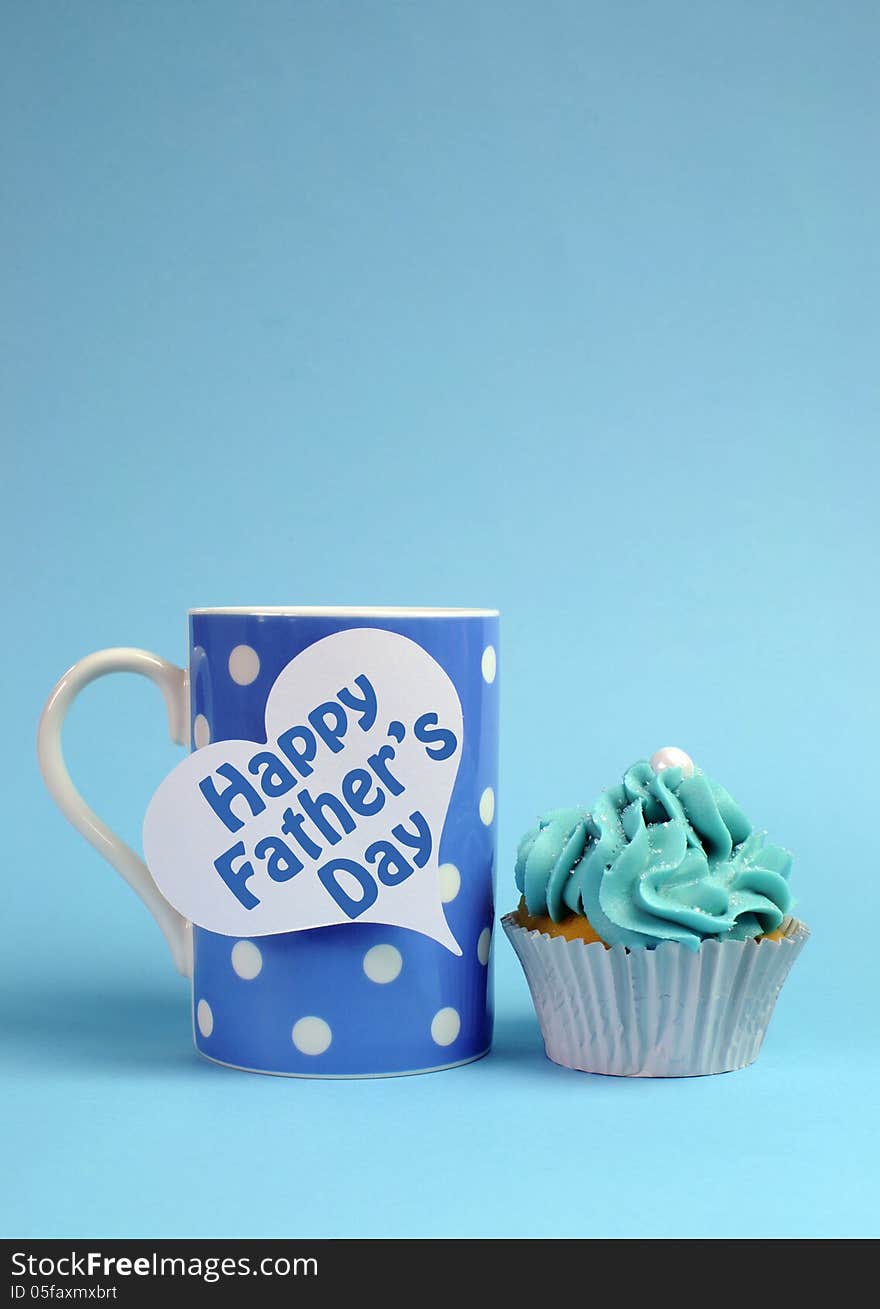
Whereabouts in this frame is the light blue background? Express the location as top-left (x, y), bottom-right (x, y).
top-left (3, 1), bottom-right (878, 1239)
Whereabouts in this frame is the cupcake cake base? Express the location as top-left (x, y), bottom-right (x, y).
top-left (503, 912), bottom-right (809, 1077)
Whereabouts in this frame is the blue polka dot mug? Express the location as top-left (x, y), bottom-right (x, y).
top-left (37, 607), bottom-right (499, 1077)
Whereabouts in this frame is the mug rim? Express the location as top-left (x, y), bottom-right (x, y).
top-left (188, 606), bottom-right (499, 618)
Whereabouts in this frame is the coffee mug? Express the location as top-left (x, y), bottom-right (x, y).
top-left (37, 607), bottom-right (499, 1077)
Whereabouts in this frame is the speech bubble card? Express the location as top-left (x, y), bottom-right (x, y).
top-left (144, 629), bottom-right (463, 954)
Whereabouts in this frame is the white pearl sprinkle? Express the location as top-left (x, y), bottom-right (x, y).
top-left (650, 746), bottom-right (695, 778)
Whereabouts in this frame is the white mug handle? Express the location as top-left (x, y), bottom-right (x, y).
top-left (37, 647), bottom-right (192, 976)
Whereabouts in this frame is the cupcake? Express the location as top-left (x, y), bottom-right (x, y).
top-left (503, 747), bottom-right (808, 1076)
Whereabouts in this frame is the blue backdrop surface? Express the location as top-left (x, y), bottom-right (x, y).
top-left (2, 1), bottom-right (878, 1239)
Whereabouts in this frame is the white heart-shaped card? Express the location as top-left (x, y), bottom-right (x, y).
top-left (144, 628), bottom-right (463, 953)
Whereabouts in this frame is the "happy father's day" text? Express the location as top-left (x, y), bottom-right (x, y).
top-left (197, 673), bottom-right (457, 920)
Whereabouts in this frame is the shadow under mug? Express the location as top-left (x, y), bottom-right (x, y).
top-left (37, 607), bottom-right (499, 1077)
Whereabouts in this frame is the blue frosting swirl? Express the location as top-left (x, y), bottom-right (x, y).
top-left (514, 760), bottom-right (793, 951)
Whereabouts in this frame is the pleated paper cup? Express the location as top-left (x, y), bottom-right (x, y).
top-left (503, 912), bottom-right (809, 1077)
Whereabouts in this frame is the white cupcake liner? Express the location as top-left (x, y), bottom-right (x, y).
top-left (503, 912), bottom-right (809, 1077)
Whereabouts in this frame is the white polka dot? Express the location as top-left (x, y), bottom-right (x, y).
top-left (363, 944), bottom-right (403, 984)
top-left (228, 644), bottom-right (260, 685)
top-left (431, 1007), bottom-right (461, 1047)
top-left (196, 999), bottom-right (213, 1037)
top-left (438, 863), bottom-right (461, 903)
top-left (481, 644), bottom-right (497, 684)
top-left (292, 1016), bottom-right (332, 1056)
top-left (477, 927), bottom-right (492, 965)
top-left (479, 786), bottom-right (495, 825)
top-left (231, 940), bottom-right (263, 980)
top-left (192, 714), bottom-right (211, 749)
